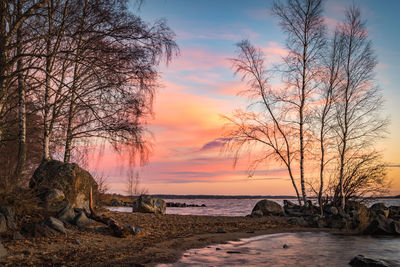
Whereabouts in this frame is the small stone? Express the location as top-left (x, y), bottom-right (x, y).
top-left (13, 231), bottom-right (24, 240)
top-left (283, 244), bottom-right (289, 249)
top-left (0, 242), bottom-right (7, 258)
top-left (329, 206), bottom-right (339, 216)
top-left (216, 247), bottom-right (222, 251)
top-left (44, 217), bottom-right (66, 234)
top-left (0, 214), bottom-right (6, 233)
top-left (0, 206), bottom-right (16, 229)
top-left (124, 225), bottom-right (143, 235)
top-left (73, 239), bottom-right (81, 245)
top-left (57, 205), bottom-right (76, 224)
top-left (226, 251), bottom-right (241, 254)
top-left (22, 250), bottom-right (31, 255)
top-left (0, 206), bottom-right (15, 220)
top-left (217, 228), bottom-right (227, 233)
top-left (72, 212), bottom-right (90, 227)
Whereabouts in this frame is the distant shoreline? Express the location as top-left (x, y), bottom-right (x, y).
top-left (112, 194), bottom-right (400, 200)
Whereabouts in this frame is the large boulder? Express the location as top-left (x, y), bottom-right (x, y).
top-left (349, 255), bottom-right (389, 267)
top-left (252, 200), bottom-right (283, 216)
top-left (370, 203), bottom-right (389, 218)
top-left (132, 195), bottom-right (166, 214)
top-left (388, 206), bottom-right (400, 220)
top-left (346, 201), bottom-right (370, 231)
top-left (283, 200), bottom-right (304, 217)
top-left (365, 216), bottom-right (400, 235)
top-left (30, 160), bottom-right (98, 212)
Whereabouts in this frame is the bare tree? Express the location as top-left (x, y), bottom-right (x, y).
top-left (313, 30), bottom-right (344, 214)
top-left (224, 40), bottom-right (302, 205)
top-left (126, 170), bottom-right (147, 199)
top-left (325, 152), bottom-right (390, 204)
top-left (333, 5), bottom-right (388, 210)
top-left (225, 0), bottom-right (326, 206)
top-left (271, 0), bottom-right (326, 206)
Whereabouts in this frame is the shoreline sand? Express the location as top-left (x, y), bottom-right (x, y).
top-left (0, 211), bottom-right (337, 266)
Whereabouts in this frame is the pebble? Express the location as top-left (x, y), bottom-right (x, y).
top-left (0, 242), bottom-right (7, 258)
top-left (226, 251), bottom-right (241, 254)
top-left (217, 228), bottom-right (227, 233)
top-left (283, 244), bottom-right (289, 249)
top-left (13, 231), bottom-right (24, 240)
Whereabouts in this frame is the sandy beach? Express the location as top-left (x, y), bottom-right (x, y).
top-left (0, 211), bottom-right (320, 266)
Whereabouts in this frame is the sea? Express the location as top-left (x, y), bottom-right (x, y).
top-left (109, 197), bottom-right (400, 217)
top-left (109, 198), bottom-right (400, 266)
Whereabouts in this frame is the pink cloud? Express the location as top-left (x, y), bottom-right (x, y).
top-left (261, 42), bottom-right (288, 63)
top-left (164, 48), bottom-right (231, 73)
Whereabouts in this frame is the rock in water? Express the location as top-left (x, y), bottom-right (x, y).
top-left (132, 195), bottom-right (166, 214)
top-left (349, 255), bottom-right (389, 267)
top-left (29, 160), bottom-right (98, 212)
top-left (251, 199), bottom-right (283, 216)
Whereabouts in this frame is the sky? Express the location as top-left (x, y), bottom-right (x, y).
top-left (91, 0), bottom-right (400, 196)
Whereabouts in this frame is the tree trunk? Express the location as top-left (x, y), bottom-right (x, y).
top-left (0, 1), bottom-right (7, 141)
top-left (43, 2), bottom-right (53, 161)
top-left (318, 126), bottom-right (325, 215)
top-left (88, 187), bottom-right (130, 238)
top-left (63, 0), bottom-right (88, 163)
top-left (15, 0), bottom-right (26, 181)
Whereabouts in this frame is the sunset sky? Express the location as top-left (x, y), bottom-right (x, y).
top-left (91, 0), bottom-right (400, 196)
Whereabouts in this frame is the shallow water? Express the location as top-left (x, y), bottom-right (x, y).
top-left (109, 198), bottom-right (400, 217)
top-left (159, 232), bottom-right (400, 267)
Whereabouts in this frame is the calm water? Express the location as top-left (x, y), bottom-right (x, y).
top-left (109, 198), bottom-right (400, 217)
top-left (159, 232), bottom-right (400, 267)
top-left (109, 199), bottom-right (400, 266)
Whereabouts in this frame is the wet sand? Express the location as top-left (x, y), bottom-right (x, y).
top-left (1, 211), bottom-right (323, 266)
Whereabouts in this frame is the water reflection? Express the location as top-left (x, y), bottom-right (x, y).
top-left (160, 232), bottom-right (400, 267)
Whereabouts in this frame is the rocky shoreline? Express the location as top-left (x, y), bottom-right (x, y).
top-left (1, 160), bottom-right (398, 266)
top-left (249, 199), bottom-right (400, 235)
top-left (0, 211), bottom-right (315, 266)
top-left (103, 198), bottom-right (206, 208)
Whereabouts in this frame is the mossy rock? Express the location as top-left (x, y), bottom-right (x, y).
top-left (30, 160), bottom-right (98, 212)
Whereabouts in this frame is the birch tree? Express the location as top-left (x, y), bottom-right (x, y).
top-left (314, 30), bottom-right (344, 214)
top-left (333, 5), bottom-right (388, 210)
top-left (224, 40), bottom-right (302, 205)
top-left (271, 0), bottom-right (326, 206)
